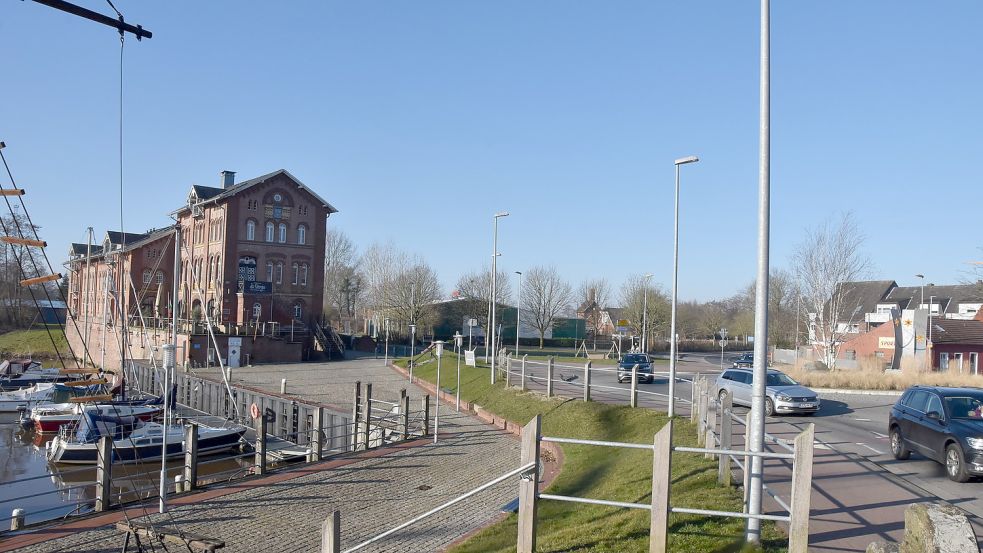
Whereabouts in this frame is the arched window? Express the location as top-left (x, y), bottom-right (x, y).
top-left (300, 263), bottom-right (308, 287)
top-left (278, 223), bottom-right (287, 243)
top-left (291, 262), bottom-right (299, 285)
top-left (266, 261), bottom-right (274, 282)
top-left (293, 303), bottom-right (302, 319)
top-left (246, 220), bottom-right (256, 241)
top-left (156, 271), bottom-right (164, 284)
top-left (265, 222), bottom-right (274, 242)
top-left (297, 224), bottom-right (306, 245)
top-left (275, 262), bottom-right (283, 284)
top-left (143, 270), bottom-right (152, 284)
top-left (252, 302), bottom-right (262, 319)
top-left (206, 256), bottom-right (213, 284)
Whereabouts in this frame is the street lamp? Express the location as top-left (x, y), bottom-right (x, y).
top-left (433, 340), bottom-right (444, 444)
top-left (915, 274), bottom-right (925, 306)
top-left (383, 317), bottom-right (390, 366)
top-left (928, 294), bottom-right (935, 370)
top-left (668, 155), bottom-right (699, 419)
top-left (453, 332), bottom-right (463, 411)
top-left (642, 273), bottom-right (654, 353)
top-left (491, 211), bottom-right (509, 385)
top-left (515, 271), bottom-right (522, 356)
top-left (408, 324), bottom-right (417, 383)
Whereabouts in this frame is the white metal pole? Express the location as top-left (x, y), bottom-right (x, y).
top-left (746, 0), bottom-right (770, 541)
top-left (642, 283), bottom-right (649, 353)
top-left (515, 271), bottom-right (522, 356)
top-left (668, 165), bottom-right (681, 417)
top-left (456, 339), bottom-right (462, 411)
top-left (83, 228), bottom-right (93, 360)
top-left (491, 218), bottom-right (498, 385)
top-left (433, 342), bottom-right (442, 444)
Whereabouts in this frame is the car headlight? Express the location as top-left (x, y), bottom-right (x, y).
top-left (967, 437), bottom-right (983, 450)
top-left (777, 394), bottom-right (791, 401)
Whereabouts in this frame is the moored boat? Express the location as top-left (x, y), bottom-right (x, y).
top-left (0, 359), bottom-right (69, 391)
top-left (0, 382), bottom-right (106, 413)
top-left (31, 402), bottom-right (162, 433)
top-left (46, 411), bottom-right (247, 464)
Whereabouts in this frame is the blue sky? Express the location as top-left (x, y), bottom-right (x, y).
top-left (1, 1), bottom-right (980, 303)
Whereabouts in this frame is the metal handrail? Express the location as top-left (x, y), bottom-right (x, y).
top-left (542, 436), bottom-right (653, 450)
top-left (674, 446), bottom-right (793, 460)
top-left (342, 461), bottom-right (536, 553)
top-left (539, 493), bottom-right (650, 511)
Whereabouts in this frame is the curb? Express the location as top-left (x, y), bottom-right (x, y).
top-left (814, 387), bottom-right (903, 397)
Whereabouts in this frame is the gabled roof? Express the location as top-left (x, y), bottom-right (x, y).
top-left (175, 169), bottom-right (339, 215)
top-left (605, 307), bottom-right (626, 323)
top-left (887, 284), bottom-right (983, 314)
top-left (69, 243), bottom-right (104, 257)
top-left (833, 280), bottom-right (896, 320)
top-left (105, 231), bottom-right (148, 247)
top-left (930, 317), bottom-right (983, 345)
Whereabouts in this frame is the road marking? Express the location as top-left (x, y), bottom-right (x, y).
top-left (870, 431), bottom-right (888, 440)
top-left (856, 443), bottom-right (884, 455)
top-left (813, 440), bottom-right (833, 450)
top-left (854, 418), bottom-right (871, 422)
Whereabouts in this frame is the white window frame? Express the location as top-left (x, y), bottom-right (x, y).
top-left (278, 223), bottom-right (287, 244)
top-left (246, 220), bottom-right (256, 241)
top-left (156, 271), bottom-right (164, 284)
top-left (252, 302), bottom-right (262, 319)
top-left (293, 304), bottom-right (302, 319)
top-left (265, 222), bottom-right (274, 242)
top-left (300, 264), bottom-right (308, 287)
top-left (143, 270), bottom-right (152, 284)
top-left (297, 225), bottom-right (306, 245)
top-left (954, 352), bottom-right (963, 372)
top-left (266, 262), bottom-right (274, 282)
top-left (291, 262), bottom-right (299, 285)
top-left (940, 353), bottom-right (949, 371)
top-left (970, 352), bottom-right (979, 375)
top-left (275, 262), bottom-right (283, 285)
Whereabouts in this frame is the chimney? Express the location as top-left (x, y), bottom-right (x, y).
top-left (221, 170), bottom-right (236, 189)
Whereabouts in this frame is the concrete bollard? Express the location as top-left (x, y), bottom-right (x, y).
top-left (322, 510), bottom-right (341, 553)
top-left (583, 361), bottom-right (591, 402)
top-left (10, 508), bottom-right (25, 531)
top-left (280, 378), bottom-right (287, 394)
top-left (546, 357), bottom-right (554, 398)
top-left (521, 355), bottom-right (527, 391)
top-left (630, 364), bottom-right (639, 408)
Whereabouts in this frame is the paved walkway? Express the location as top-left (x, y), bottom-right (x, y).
top-left (5, 358), bottom-right (520, 553)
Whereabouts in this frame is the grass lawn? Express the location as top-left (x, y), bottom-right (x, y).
top-left (397, 354), bottom-right (786, 552)
top-left (0, 328), bottom-right (69, 360)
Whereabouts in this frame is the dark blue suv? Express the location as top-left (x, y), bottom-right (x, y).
top-left (889, 386), bottom-right (983, 482)
top-left (617, 354), bottom-right (653, 383)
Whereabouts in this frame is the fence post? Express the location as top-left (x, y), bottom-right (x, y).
top-left (10, 508), bottom-right (25, 531)
top-left (363, 383), bottom-right (373, 450)
top-left (312, 407), bottom-right (324, 462)
top-left (517, 415), bottom-right (541, 553)
top-left (184, 423), bottom-right (198, 492)
top-left (698, 389), bottom-right (709, 447)
top-left (649, 420), bottom-right (673, 553)
top-left (718, 393), bottom-right (732, 486)
top-left (401, 393), bottom-right (411, 440)
top-left (630, 364), bottom-right (639, 408)
top-left (255, 415), bottom-right (267, 475)
top-left (546, 356), bottom-right (554, 398)
top-left (95, 436), bottom-right (112, 511)
top-left (704, 395), bottom-right (715, 458)
top-left (505, 355), bottom-right (512, 387)
top-left (788, 424), bottom-right (815, 553)
top-left (521, 354), bottom-right (527, 391)
top-left (743, 411), bottom-right (751, 510)
top-left (321, 510), bottom-right (341, 553)
top-left (423, 395), bottom-right (431, 436)
top-left (351, 381), bottom-right (361, 452)
top-left (280, 378), bottom-right (287, 394)
top-left (583, 361), bottom-right (591, 402)
top-left (690, 374), bottom-right (701, 422)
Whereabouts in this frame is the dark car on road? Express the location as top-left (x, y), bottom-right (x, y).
top-left (715, 368), bottom-right (820, 416)
top-left (889, 386), bottom-right (983, 482)
top-left (732, 353), bottom-right (754, 368)
top-left (617, 353), bottom-right (654, 383)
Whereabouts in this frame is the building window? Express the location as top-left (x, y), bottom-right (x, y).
top-left (294, 303), bottom-right (302, 319)
top-left (253, 302), bottom-right (262, 319)
top-left (300, 263), bottom-right (308, 287)
top-left (143, 270), bottom-right (152, 284)
top-left (297, 224), bottom-right (306, 245)
top-left (246, 220), bottom-right (256, 241)
top-left (940, 353), bottom-right (949, 371)
top-left (156, 271), bottom-right (164, 284)
top-left (954, 353), bottom-right (964, 372)
top-left (275, 262), bottom-right (283, 284)
top-left (266, 261), bottom-right (273, 282)
top-left (291, 263), bottom-right (299, 285)
top-left (278, 223), bottom-right (287, 244)
top-left (265, 222), bottom-right (274, 242)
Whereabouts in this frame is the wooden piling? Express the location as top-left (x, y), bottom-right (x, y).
top-left (183, 423), bottom-right (198, 492)
top-left (95, 436), bottom-right (112, 511)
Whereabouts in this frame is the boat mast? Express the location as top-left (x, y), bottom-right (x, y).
top-left (159, 224), bottom-right (180, 514)
top-left (83, 227), bottom-right (92, 354)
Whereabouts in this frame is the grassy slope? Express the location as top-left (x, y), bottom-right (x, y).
top-left (399, 354), bottom-right (785, 552)
top-left (0, 328), bottom-right (68, 360)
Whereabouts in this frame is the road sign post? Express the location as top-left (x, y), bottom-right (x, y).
top-left (719, 328), bottom-right (729, 371)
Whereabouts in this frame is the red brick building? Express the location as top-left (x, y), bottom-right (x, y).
top-left (65, 169), bottom-right (338, 369)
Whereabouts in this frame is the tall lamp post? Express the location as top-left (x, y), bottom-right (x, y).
top-left (514, 271), bottom-right (522, 356)
top-left (453, 332), bottom-right (463, 411)
top-left (490, 211), bottom-right (509, 384)
top-left (432, 341), bottom-right (444, 444)
top-left (408, 324), bottom-right (417, 383)
top-left (915, 274), bottom-right (925, 306)
top-left (383, 317), bottom-right (390, 366)
top-left (928, 294), bottom-right (935, 370)
top-left (668, 155), bottom-right (699, 418)
top-left (642, 273), bottom-right (654, 353)
top-left (747, 0), bottom-right (770, 542)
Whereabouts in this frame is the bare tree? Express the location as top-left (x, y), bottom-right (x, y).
top-left (792, 213), bottom-right (871, 369)
top-left (701, 301), bottom-right (728, 339)
top-left (323, 228), bottom-right (361, 326)
top-left (520, 266), bottom-right (572, 348)
top-left (619, 274), bottom-right (669, 348)
top-left (362, 242), bottom-right (442, 337)
top-left (0, 208), bottom-right (50, 329)
top-left (455, 266), bottom-right (514, 330)
top-left (577, 278), bottom-right (611, 349)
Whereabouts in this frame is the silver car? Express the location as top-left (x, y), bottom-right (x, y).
top-left (715, 368), bottom-right (820, 416)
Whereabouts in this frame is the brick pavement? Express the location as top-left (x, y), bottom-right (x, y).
top-left (5, 358), bottom-right (521, 553)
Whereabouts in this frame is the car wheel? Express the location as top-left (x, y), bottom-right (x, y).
top-left (764, 397), bottom-right (775, 417)
top-left (718, 389), bottom-right (729, 403)
top-left (890, 427), bottom-right (910, 460)
top-left (647, 377), bottom-right (654, 384)
top-left (945, 443), bottom-right (970, 483)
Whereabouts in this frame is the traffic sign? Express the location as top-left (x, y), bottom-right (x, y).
top-left (719, 339), bottom-right (728, 348)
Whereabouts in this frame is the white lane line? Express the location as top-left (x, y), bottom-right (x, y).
top-left (856, 443), bottom-right (884, 455)
top-left (854, 418), bottom-right (871, 422)
top-left (870, 431), bottom-right (888, 440)
top-left (813, 440), bottom-right (833, 451)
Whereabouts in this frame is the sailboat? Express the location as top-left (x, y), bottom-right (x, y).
top-left (29, 391), bottom-right (166, 433)
top-left (0, 382), bottom-right (104, 413)
top-left (46, 410), bottom-right (247, 464)
top-left (0, 359), bottom-right (70, 391)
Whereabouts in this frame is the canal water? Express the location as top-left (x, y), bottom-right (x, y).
top-left (0, 413), bottom-right (255, 527)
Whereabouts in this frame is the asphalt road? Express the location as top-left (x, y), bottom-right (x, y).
top-left (512, 351), bottom-right (983, 551)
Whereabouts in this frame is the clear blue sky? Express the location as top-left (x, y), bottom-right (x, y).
top-left (2, 1), bottom-right (980, 303)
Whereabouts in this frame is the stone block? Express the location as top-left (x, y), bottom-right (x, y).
top-left (900, 503), bottom-right (979, 553)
